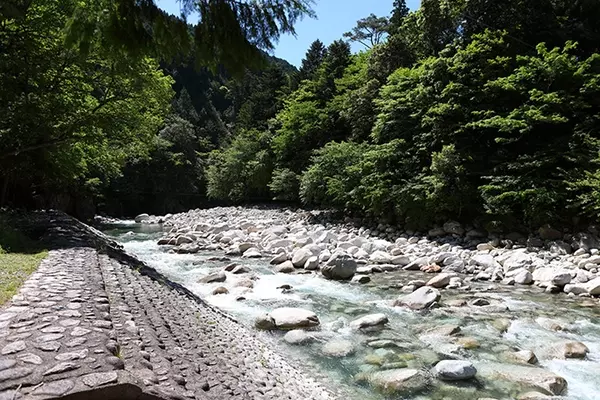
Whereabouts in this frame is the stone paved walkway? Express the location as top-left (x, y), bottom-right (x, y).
top-left (0, 213), bottom-right (333, 400)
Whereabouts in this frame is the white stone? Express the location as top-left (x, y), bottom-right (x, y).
top-left (268, 308), bottom-right (320, 330)
top-left (395, 286), bottom-right (441, 310)
top-left (370, 251), bottom-right (392, 264)
top-left (349, 313), bottom-right (388, 330)
top-left (304, 256), bottom-right (319, 270)
top-left (291, 248), bottom-right (312, 267)
top-left (434, 360), bottom-right (477, 381)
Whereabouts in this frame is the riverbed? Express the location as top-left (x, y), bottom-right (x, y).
top-left (103, 220), bottom-right (600, 400)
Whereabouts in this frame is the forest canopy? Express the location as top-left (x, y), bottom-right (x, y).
top-left (3, 0), bottom-right (600, 233)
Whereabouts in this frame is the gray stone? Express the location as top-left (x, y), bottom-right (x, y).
top-left (275, 261), bottom-right (296, 273)
top-left (18, 353), bottom-right (43, 365)
top-left (321, 253), bottom-right (357, 280)
top-left (514, 270), bottom-right (533, 285)
top-left (476, 362), bottom-right (567, 396)
top-left (1, 340), bottom-right (26, 355)
top-left (426, 273), bottom-right (453, 288)
top-left (199, 272), bottom-right (226, 284)
top-left (434, 360), bottom-right (477, 381)
top-left (322, 339), bottom-right (356, 357)
top-left (270, 253), bottom-right (288, 265)
top-left (59, 319), bottom-right (81, 327)
top-left (71, 327), bottom-right (91, 336)
top-left (82, 371), bottom-right (119, 387)
top-left (0, 367), bottom-right (33, 382)
top-left (292, 248), bottom-right (312, 267)
top-left (368, 369), bottom-right (428, 395)
top-left (350, 314), bottom-right (388, 330)
top-left (304, 256), bottom-right (319, 270)
top-left (394, 286), bottom-right (441, 310)
top-left (0, 358), bottom-right (16, 371)
top-left (44, 362), bottom-right (81, 376)
top-left (283, 330), bottom-right (315, 345)
top-left (32, 379), bottom-right (75, 396)
top-left (351, 275), bottom-right (371, 284)
top-left (509, 350), bottom-right (538, 364)
top-left (560, 341), bottom-right (589, 359)
top-left (268, 308), bottom-right (320, 330)
top-left (254, 314), bottom-right (276, 330)
top-left (38, 333), bottom-right (64, 342)
top-left (55, 349), bottom-right (89, 361)
top-left (35, 341), bottom-right (61, 352)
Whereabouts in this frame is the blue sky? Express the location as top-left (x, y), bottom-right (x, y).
top-left (156, 0), bottom-right (420, 66)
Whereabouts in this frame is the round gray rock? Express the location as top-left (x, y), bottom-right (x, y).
top-left (434, 360), bottom-right (477, 381)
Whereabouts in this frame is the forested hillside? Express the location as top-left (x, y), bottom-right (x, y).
top-left (3, 0), bottom-right (600, 232)
top-left (204, 0), bottom-right (600, 231)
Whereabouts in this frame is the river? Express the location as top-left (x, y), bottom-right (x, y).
top-left (103, 221), bottom-right (600, 400)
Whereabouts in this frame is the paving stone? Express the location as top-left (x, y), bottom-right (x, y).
top-left (0, 367), bottom-right (32, 382)
top-left (65, 337), bottom-right (87, 347)
top-left (59, 319), bottom-right (80, 327)
top-left (0, 359), bottom-right (16, 372)
top-left (41, 326), bottom-right (66, 334)
top-left (37, 333), bottom-right (64, 342)
top-left (82, 371), bottom-right (119, 387)
top-left (1, 341), bottom-right (25, 355)
top-left (70, 327), bottom-right (91, 337)
top-left (34, 342), bottom-right (61, 352)
top-left (31, 379), bottom-right (75, 396)
top-left (55, 349), bottom-right (89, 361)
top-left (18, 353), bottom-right (43, 365)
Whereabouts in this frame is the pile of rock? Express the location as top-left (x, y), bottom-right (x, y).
top-left (150, 207), bottom-right (600, 300)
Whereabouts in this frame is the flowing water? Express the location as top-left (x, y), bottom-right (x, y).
top-left (104, 222), bottom-right (600, 400)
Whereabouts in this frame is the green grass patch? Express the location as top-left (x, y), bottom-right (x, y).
top-left (0, 216), bottom-right (47, 305)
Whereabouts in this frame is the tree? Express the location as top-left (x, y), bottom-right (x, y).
top-left (343, 14), bottom-right (390, 49)
top-left (65, 0), bottom-right (316, 74)
top-left (298, 39), bottom-right (328, 82)
top-left (0, 0), bottom-right (173, 212)
top-left (389, 0), bottom-right (410, 34)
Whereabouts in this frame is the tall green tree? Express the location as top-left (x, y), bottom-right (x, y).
top-left (298, 39), bottom-right (328, 82)
top-left (343, 14), bottom-right (390, 49)
top-left (0, 0), bottom-right (173, 212)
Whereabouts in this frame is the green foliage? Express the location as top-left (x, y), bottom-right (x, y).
top-left (206, 130), bottom-right (273, 202)
top-left (0, 0), bottom-right (173, 212)
top-left (343, 14), bottom-right (389, 49)
top-left (269, 169), bottom-right (300, 201)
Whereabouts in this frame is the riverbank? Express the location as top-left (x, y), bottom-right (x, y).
top-left (121, 205), bottom-right (600, 399)
top-left (0, 211), bottom-right (334, 400)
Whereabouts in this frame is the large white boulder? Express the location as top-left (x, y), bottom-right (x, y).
top-left (291, 248), bottom-right (312, 267)
top-left (255, 307), bottom-right (320, 330)
top-left (394, 287), bottom-right (441, 310)
top-left (532, 268), bottom-right (572, 287)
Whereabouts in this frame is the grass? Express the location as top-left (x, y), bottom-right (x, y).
top-left (0, 216), bottom-right (47, 305)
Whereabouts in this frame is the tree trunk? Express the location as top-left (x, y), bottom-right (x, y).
top-left (1, 176), bottom-right (9, 207)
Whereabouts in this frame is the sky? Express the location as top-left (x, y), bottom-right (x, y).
top-left (156, 0), bottom-right (421, 66)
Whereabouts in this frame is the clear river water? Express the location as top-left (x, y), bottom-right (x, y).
top-left (103, 221), bottom-right (600, 400)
